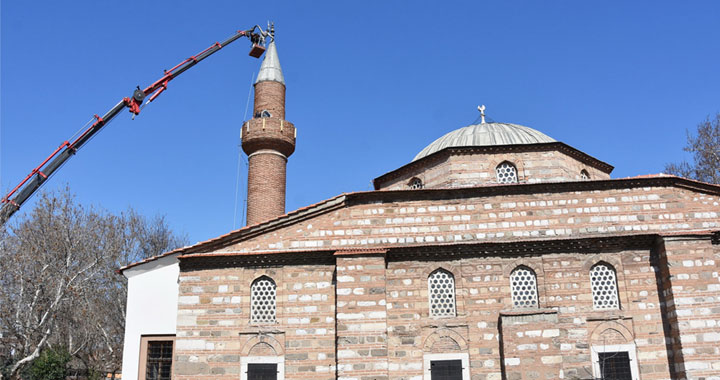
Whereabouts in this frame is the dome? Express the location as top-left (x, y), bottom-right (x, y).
top-left (413, 122), bottom-right (556, 161)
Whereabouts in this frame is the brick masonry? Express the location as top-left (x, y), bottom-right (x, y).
top-left (374, 144), bottom-right (612, 191)
top-left (170, 180), bottom-right (720, 380)
top-left (241, 79), bottom-right (296, 226)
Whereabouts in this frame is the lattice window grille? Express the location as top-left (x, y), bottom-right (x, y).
top-left (251, 277), bottom-right (277, 323)
top-left (591, 264), bottom-right (620, 310)
top-left (580, 170), bottom-right (590, 180)
top-left (428, 270), bottom-right (456, 317)
top-left (409, 178), bottom-right (424, 189)
top-left (510, 267), bottom-right (538, 308)
top-left (496, 162), bottom-right (518, 184)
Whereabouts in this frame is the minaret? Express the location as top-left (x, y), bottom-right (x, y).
top-left (241, 40), bottom-right (296, 225)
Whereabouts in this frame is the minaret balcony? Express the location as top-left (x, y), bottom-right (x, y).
top-left (241, 117), bottom-right (296, 157)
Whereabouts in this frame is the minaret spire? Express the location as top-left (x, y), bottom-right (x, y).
top-left (241, 38), bottom-right (296, 225)
top-left (255, 41), bottom-right (284, 85)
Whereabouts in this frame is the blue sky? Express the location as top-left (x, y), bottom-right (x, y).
top-left (2, 1), bottom-right (719, 244)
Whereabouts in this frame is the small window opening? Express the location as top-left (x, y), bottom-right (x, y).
top-left (580, 170), bottom-right (590, 180)
top-left (590, 263), bottom-right (620, 310)
top-left (409, 177), bottom-right (423, 189)
top-left (496, 162), bottom-right (518, 184)
top-left (255, 109), bottom-right (272, 118)
top-left (251, 276), bottom-right (277, 323)
top-left (428, 269), bottom-right (456, 317)
top-left (510, 266), bottom-right (538, 308)
top-left (598, 352), bottom-right (633, 380)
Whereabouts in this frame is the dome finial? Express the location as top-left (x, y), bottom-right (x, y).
top-left (477, 105), bottom-right (486, 124)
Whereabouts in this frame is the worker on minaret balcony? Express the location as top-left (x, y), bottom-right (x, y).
top-left (241, 39), bottom-right (296, 226)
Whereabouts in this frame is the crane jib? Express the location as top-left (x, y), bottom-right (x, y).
top-left (0, 26), bottom-right (267, 225)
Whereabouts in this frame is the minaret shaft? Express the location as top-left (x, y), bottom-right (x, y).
top-left (241, 41), bottom-right (295, 226)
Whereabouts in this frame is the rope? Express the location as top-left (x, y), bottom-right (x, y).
top-left (233, 71), bottom-right (255, 229)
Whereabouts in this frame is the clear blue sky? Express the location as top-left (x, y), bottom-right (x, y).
top-left (2, 1), bottom-right (719, 245)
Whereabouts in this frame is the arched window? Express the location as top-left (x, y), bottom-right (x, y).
top-left (580, 169), bottom-right (590, 180)
top-left (408, 177), bottom-right (423, 189)
top-left (496, 161), bottom-right (518, 184)
top-left (251, 276), bottom-right (277, 323)
top-left (590, 263), bottom-right (620, 310)
top-left (510, 266), bottom-right (538, 308)
top-left (428, 269), bottom-right (456, 317)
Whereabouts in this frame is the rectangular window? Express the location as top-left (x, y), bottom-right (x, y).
top-left (430, 360), bottom-right (463, 380)
top-left (138, 336), bottom-right (175, 380)
top-left (598, 352), bottom-right (632, 380)
top-left (591, 344), bottom-right (639, 380)
top-left (247, 363), bottom-right (278, 380)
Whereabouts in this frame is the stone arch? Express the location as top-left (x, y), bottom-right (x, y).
top-left (423, 329), bottom-right (468, 352)
top-left (581, 255), bottom-right (622, 273)
top-left (241, 334), bottom-right (284, 356)
top-left (590, 321), bottom-right (633, 346)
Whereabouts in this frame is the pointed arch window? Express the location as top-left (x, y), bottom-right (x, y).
top-left (510, 266), bottom-right (538, 308)
top-left (580, 170), bottom-right (590, 180)
top-left (251, 276), bottom-right (277, 323)
top-left (428, 269), bottom-right (456, 317)
top-left (590, 263), bottom-right (620, 310)
top-left (496, 161), bottom-right (518, 184)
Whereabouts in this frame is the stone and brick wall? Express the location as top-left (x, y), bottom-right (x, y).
top-left (168, 181), bottom-right (718, 380)
top-left (375, 147), bottom-right (611, 191)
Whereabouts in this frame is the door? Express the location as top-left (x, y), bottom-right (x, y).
top-left (430, 359), bottom-right (463, 380)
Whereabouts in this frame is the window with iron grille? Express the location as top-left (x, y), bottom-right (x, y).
top-left (409, 177), bottom-right (424, 189)
top-left (251, 276), bottom-right (277, 323)
top-left (598, 351), bottom-right (633, 380)
top-left (496, 162), bottom-right (518, 184)
top-left (590, 263), bottom-right (620, 310)
top-left (510, 266), bottom-right (538, 308)
top-left (247, 363), bottom-right (278, 380)
top-left (428, 269), bottom-right (456, 317)
top-left (145, 341), bottom-right (173, 380)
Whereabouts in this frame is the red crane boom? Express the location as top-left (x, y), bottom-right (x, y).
top-left (0, 25), bottom-right (271, 224)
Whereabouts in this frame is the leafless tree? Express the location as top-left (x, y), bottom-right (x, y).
top-left (0, 188), bottom-right (186, 379)
top-left (665, 113), bottom-right (720, 184)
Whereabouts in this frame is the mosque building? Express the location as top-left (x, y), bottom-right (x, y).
top-left (120, 38), bottom-right (720, 380)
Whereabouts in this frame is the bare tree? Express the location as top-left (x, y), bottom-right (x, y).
top-left (0, 188), bottom-right (186, 379)
top-left (665, 113), bottom-right (720, 184)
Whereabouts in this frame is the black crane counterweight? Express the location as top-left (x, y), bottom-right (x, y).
top-left (0, 24), bottom-right (273, 225)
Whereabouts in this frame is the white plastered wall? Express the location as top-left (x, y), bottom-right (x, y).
top-left (120, 254), bottom-right (180, 380)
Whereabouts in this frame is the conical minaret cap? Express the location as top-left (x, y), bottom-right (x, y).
top-left (254, 41), bottom-right (285, 85)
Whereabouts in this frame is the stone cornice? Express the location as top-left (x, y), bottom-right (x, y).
top-left (178, 234), bottom-right (666, 271)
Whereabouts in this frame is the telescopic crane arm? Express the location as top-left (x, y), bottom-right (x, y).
top-left (0, 25), bottom-right (272, 225)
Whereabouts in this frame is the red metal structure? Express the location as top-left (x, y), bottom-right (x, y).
top-left (0, 25), bottom-right (272, 225)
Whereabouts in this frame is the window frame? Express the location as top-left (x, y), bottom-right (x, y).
top-left (509, 266), bottom-right (539, 309)
top-left (495, 161), bottom-right (519, 184)
top-left (251, 276), bottom-right (278, 324)
top-left (423, 353), bottom-right (469, 380)
top-left (590, 262), bottom-right (621, 310)
top-left (241, 355), bottom-right (285, 380)
top-left (138, 335), bottom-right (175, 380)
top-left (408, 177), bottom-right (424, 189)
top-left (591, 343), bottom-right (640, 380)
top-left (428, 268), bottom-right (457, 318)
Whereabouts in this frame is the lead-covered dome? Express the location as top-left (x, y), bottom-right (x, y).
top-left (413, 122), bottom-right (556, 161)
